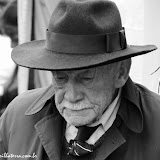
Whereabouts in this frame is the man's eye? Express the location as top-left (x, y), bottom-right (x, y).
top-left (55, 77), bottom-right (66, 80)
top-left (55, 76), bottom-right (67, 82)
top-left (54, 76), bottom-right (68, 87)
top-left (81, 77), bottom-right (93, 85)
top-left (82, 77), bottom-right (93, 81)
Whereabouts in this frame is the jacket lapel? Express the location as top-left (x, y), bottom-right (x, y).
top-left (35, 113), bottom-right (65, 160)
top-left (34, 113), bottom-right (125, 160)
top-left (24, 85), bottom-right (66, 160)
top-left (95, 124), bottom-right (126, 160)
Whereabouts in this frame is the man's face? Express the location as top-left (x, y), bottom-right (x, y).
top-left (52, 64), bottom-right (119, 126)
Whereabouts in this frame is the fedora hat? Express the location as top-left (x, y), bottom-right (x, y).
top-left (11, 0), bottom-right (157, 71)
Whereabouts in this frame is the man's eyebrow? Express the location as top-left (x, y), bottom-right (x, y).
top-left (52, 68), bottom-right (96, 76)
top-left (78, 68), bottom-right (96, 76)
top-left (52, 71), bottom-right (66, 76)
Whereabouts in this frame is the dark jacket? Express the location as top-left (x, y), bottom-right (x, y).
top-left (1, 77), bottom-right (160, 160)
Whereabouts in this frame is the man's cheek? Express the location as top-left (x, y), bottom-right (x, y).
top-left (87, 90), bottom-right (102, 105)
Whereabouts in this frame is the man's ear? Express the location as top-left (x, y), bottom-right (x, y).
top-left (114, 59), bottom-right (131, 88)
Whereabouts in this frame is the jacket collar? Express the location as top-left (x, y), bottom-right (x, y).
top-left (25, 85), bottom-right (66, 160)
top-left (35, 112), bottom-right (65, 160)
top-left (24, 77), bottom-right (143, 160)
top-left (118, 77), bottom-right (143, 133)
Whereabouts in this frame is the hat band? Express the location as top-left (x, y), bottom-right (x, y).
top-left (45, 28), bottom-right (127, 54)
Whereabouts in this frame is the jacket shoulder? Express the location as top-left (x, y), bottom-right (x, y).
top-left (7, 86), bottom-right (51, 114)
top-left (136, 83), bottom-right (160, 102)
top-left (135, 83), bottom-right (160, 124)
top-left (0, 86), bottom-right (53, 151)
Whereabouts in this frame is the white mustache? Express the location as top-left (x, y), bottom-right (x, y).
top-left (60, 100), bottom-right (93, 110)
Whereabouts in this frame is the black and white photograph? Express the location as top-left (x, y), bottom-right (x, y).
top-left (0, 0), bottom-right (160, 159)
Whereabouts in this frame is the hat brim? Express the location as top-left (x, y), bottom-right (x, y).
top-left (11, 40), bottom-right (157, 71)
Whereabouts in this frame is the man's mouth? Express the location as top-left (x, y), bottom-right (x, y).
top-left (64, 108), bottom-right (92, 116)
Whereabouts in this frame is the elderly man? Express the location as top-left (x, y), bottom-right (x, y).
top-left (0, 0), bottom-right (160, 159)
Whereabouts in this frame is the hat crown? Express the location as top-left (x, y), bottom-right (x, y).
top-left (48, 0), bottom-right (122, 35)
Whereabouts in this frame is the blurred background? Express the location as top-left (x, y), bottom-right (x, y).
top-left (0, 0), bottom-right (160, 115)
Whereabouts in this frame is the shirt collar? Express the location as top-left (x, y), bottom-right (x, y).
top-left (118, 77), bottom-right (143, 133)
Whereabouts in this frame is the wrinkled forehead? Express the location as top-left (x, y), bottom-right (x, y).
top-left (52, 63), bottom-right (117, 77)
top-left (52, 67), bottom-right (97, 76)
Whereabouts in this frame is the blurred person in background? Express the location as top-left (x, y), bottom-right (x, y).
top-left (0, 0), bottom-right (8, 16)
top-left (0, 0), bottom-right (17, 116)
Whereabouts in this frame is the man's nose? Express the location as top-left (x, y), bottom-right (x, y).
top-left (64, 82), bottom-right (83, 103)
